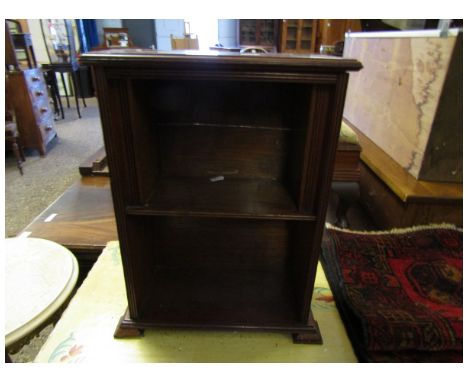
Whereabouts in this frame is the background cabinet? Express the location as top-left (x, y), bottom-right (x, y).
top-left (82, 50), bottom-right (361, 342)
top-left (279, 19), bottom-right (362, 54)
top-left (278, 19), bottom-right (318, 53)
top-left (7, 69), bottom-right (56, 156)
top-left (238, 19), bottom-right (278, 51)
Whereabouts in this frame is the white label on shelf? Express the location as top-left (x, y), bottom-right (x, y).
top-left (210, 176), bottom-right (224, 182)
top-left (44, 213), bottom-right (58, 222)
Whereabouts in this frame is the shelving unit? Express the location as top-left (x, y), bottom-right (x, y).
top-left (80, 50), bottom-right (361, 343)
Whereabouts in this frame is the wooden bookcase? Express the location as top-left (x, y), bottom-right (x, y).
top-left (80, 50), bottom-right (361, 343)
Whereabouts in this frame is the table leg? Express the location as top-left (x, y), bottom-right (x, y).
top-left (60, 72), bottom-right (70, 108)
top-left (70, 71), bottom-right (82, 118)
top-left (45, 71), bottom-right (62, 119)
top-left (76, 69), bottom-right (87, 108)
top-left (53, 76), bottom-right (65, 119)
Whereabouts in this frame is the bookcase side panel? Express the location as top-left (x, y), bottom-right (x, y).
top-left (93, 69), bottom-right (155, 319)
top-left (293, 74), bottom-right (350, 321)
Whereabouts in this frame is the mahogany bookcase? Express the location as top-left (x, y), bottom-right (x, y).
top-left (80, 50), bottom-right (361, 343)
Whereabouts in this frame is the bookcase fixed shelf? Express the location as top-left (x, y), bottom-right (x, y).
top-left (80, 50), bottom-right (361, 343)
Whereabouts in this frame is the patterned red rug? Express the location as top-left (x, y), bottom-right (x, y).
top-left (321, 224), bottom-right (463, 362)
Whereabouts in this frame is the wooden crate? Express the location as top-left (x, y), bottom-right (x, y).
top-left (343, 30), bottom-right (462, 182)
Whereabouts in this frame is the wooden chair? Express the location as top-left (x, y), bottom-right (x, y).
top-left (6, 121), bottom-right (25, 175)
top-left (170, 34), bottom-right (199, 50)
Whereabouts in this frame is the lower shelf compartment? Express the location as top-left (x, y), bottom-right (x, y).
top-left (119, 216), bottom-right (321, 342)
top-left (139, 268), bottom-right (300, 327)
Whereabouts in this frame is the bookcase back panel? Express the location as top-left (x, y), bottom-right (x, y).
top-left (143, 80), bottom-right (310, 129)
top-left (157, 124), bottom-right (294, 181)
top-left (148, 216), bottom-right (290, 270)
top-left (129, 216), bottom-right (308, 325)
top-left (128, 79), bottom-right (319, 210)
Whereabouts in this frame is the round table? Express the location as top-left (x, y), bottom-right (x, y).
top-left (5, 238), bottom-right (79, 348)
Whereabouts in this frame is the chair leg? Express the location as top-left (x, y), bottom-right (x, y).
top-left (11, 138), bottom-right (24, 175)
top-left (17, 137), bottom-right (25, 162)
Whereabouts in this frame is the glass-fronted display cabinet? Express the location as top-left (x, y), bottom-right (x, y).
top-left (40, 19), bottom-right (78, 66)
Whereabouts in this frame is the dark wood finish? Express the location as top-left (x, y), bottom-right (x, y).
top-left (114, 311), bottom-right (143, 338)
top-left (127, 178), bottom-right (315, 221)
top-left (78, 146), bottom-right (108, 176)
top-left (80, 50), bottom-right (361, 341)
top-left (6, 69), bottom-right (56, 156)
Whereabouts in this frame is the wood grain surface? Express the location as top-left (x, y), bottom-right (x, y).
top-left (343, 32), bottom-right (462, 182)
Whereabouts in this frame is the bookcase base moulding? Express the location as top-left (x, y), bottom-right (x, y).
top-left (80, 49), bottom-right (361, 344)
top-left (115, 308), bottom-right (323, 344)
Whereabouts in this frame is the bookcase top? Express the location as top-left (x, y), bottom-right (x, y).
top-left (79, 49), bottom-right (362, 72)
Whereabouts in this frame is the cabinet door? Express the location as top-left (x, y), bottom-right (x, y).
top-left (239, 19), bottom-right (278, 48)
top-left (239, 20), bottom-right (258, 45)
top-left (279, 20), bottom-right (317, 53)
